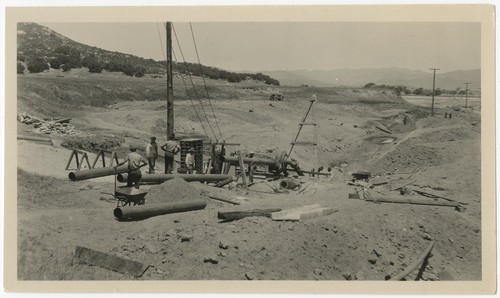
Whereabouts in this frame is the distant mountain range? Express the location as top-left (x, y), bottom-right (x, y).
top-left (262, 68), bottom-right (480, 90)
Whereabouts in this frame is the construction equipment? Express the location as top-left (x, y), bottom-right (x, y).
top-left (101, 168), bottom-right (147, 207)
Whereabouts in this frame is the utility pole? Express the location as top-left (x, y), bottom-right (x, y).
top-left (464, 82), bottom-right (470, 108)
top-left (429, 68), bottom-right (440, 117)
top-left (165, 22), bottom-right (174, 139)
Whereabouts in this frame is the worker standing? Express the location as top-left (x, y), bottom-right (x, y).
top-left (185, 147), bottom-right (195, 174)
top-left (161, 133), bottom-right (180, 174)
top-left (114, 145), bottom-right (147, 189)
top-left (145, 136), bottom-right (158, 174)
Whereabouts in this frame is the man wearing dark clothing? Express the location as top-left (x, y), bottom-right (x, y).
top-left (161, 133), bottom-right (180, 174)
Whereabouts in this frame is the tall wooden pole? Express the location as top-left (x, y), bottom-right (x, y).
top-left (429, 68), bottom-right (440, 117)
top-left (464, 83), bottom-right (470, 108)
top-left (166, 22), bottom-right (174, 139)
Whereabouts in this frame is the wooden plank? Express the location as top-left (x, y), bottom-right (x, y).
top-left (376, 125), bottom-right (392, 134)
top-left (390, 179), bottom-right (418, 191)
top-left (271, 204), bottom-right (338, 221)
top-left (291, 141), bottom-right (317, 146)
top-left (410, 188), bottom-right (468, 205)
top-left (218, 208), bottom-right (282, 221)
top-left (391, 241), bottom-right (435, 281)
top-left (74, 246), bottom-right (149, 277)
top-left (365, 195), bottom-right (460, 207)
top-left (299, 207), bottom-right (338, 220)
top-left (208, 195), bottom-right (240, 205)
top-left (237, 150), bottom-right (248, 189)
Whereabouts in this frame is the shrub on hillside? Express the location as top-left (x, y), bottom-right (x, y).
top-left (62, 64), bottom-right (72, 72)
top-left (87, 61), bottom-right (103, 73)
top-left (60, 134), bottom-right (123, 153)
top-left (27, 57), bottom-right (49, 73)
top-left (17, 62), bottom-right (25, 74)
top-left (50, 57), bottom-right (62, 69)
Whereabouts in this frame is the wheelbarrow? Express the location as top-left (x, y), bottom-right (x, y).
top-left (101, 168), bottom-right (148, 207)
top-left (114, 187), bottom-right (147, 207)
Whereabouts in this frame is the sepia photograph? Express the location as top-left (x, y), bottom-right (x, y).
top-left (4, 5), bottom-right (496, 294)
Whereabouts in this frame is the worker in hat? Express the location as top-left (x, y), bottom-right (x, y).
top-left (185, 147), bottom-right (196, 174)
top-left (145, 136), bottom-right (158, 174)
top-left (161, 133), bottom-right (180, 174)
top-left (114, 144), bottom-right (147, 189)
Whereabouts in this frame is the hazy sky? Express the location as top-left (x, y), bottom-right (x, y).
top-left (40, 22), bottom-right (480, 72)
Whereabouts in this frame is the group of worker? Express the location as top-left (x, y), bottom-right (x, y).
top-left (114, 133), bottom-right (197, 189)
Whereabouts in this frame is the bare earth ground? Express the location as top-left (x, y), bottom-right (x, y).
top-left (16, 74), bottom-right (482, 281)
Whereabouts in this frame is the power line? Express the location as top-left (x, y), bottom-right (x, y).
top-left (189, 22), bottom-right (224, 140)
top-left (172, 48), bottom-right (211, 139)
top-left (172, 23), bottom-right (218, 141)
top-left (429, 68), bottom-right (440, 117)
top-left (464, 82), bottom-right (471, 108)
top-left (157, 22), bottom-right (209, 139)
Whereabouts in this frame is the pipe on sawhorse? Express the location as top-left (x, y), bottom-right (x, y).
top-left (113, 199), bottom-right (207, 221)
top-left (68, 165), bottom-right (129, 181)
top-left (117, 173), bottom-right (233, 184)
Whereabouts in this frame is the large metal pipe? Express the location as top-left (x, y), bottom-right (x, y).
top-left (280, 179), bottom-right (301, 189)
top-left (17, 135), bottom-right (53, 144)
top-left (113, 199), bottom-right (207, 221)
top-left (117, 173), bottom-right (232, 184)
top-left (221, 156), bottom-right (277, 167)
top-left (68, 165), bottom-right (129, 181)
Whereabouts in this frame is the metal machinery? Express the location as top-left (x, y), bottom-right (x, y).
top-left (179, 138), bottom-right (204, 174)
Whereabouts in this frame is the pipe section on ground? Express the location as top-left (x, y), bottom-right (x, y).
top-left (69, 165), bottom-right (129, 181)
top-left (280, 179), bottom-right (301, 189)
top-left (117, 173), bottom-right (232, 184)
top-left (113, 199), bottom-right (207, 221)
top-left (221, 156), bottom-right (277, 167)
top-left (18, 135), bottom-right (53, 144)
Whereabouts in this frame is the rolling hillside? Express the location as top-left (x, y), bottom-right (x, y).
top-left (263, 68), bottom-right (481, 90)
top-left (17, 22), bottom-right (279, 85)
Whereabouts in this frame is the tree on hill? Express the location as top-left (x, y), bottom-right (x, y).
top-left (17, 62), bottom-right (25, 74)
top-left (82, 55), bottom-right (103, 73)
top-left (364, 82), bottom-right (376, 88)
top-left (27, 57), bottom-right (49, 73)
top-left (50, 57), bottom-right (62, 69)
top-left (413, 87), bottom-right (424, 95)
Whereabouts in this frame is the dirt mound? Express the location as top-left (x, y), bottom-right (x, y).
top-left (145, 178), bottom-right (205, 204)
top-left (370, 144), bottom-right (442, 174)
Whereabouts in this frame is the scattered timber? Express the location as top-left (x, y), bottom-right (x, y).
top-left (410, 188), bottom-right (468, 205)
top-left (364, 195), bottom-right (460, 208)
top-left (390, 179), bottom-right (418, 191)
top-left (217, 208), bottom-right (281, 221)
top-left (391, 241), bottom-right (435, 281)
top-left (113, 199), bottom-right (207, 221)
